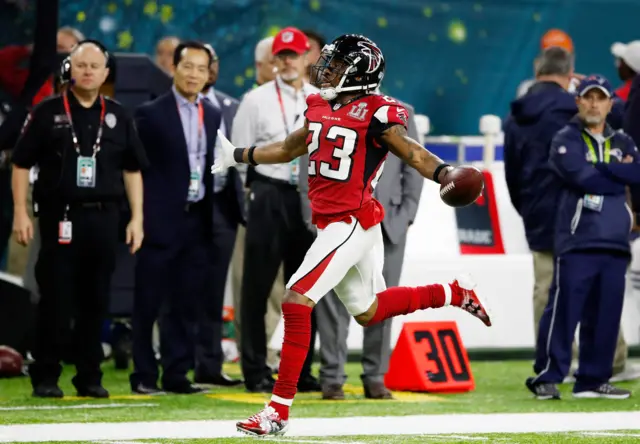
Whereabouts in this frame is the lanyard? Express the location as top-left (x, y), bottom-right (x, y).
top-left (275, 80), bottom-right (305, 136)
top-left (177, 100), bottom-right (205, 165)
top-left (62, 91), bottom-right (106, 158)
top-left (582, 133), bottom-right (611, 164)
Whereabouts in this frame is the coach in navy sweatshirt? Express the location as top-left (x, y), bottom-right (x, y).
top-left (526, 75), bottom-right (640, 400)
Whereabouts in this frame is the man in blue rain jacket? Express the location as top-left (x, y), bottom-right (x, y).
top-left (527, 75), bottom-right (640, 400)
top-left (504, 47), bottom-right (576, 340)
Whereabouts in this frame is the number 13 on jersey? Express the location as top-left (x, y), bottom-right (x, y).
top-left (307, 122), bottom-right (358, 182)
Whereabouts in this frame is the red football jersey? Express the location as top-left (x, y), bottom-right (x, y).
top-left (304, 93), bottom-right (409, 229)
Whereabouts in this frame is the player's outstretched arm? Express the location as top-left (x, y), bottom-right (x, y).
top-left (381, 124), bottom-right (452, 183)
top-left (212, 123), bottom-right (309, 174)
top-left (247, 125), bottom-right (309, 164)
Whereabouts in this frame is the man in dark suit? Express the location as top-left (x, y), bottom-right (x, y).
top-left (301, 98), bottom-right (424, 400)
top-left (130, 41), bottom-right (244, 394)
top-left (194, 44), bottom-right (244, 385)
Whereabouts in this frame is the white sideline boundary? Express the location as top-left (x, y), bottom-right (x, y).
top-left (0, 411), bottom-right (639, 442)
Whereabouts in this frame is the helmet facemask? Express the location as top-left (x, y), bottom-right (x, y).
top-left (310, 48), bottom-right (354, 100)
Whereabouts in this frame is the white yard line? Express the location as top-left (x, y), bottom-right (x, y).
top-left (266, 439), bottom-right (366, 444)
top-left (0, 411), bottom-right (638, 442)
top-left (91, 441), bottom-right (162, 444)
top-left (0, 403), bottom-right (157, 411)
top-left (581, 431), bottom-right (640, 437)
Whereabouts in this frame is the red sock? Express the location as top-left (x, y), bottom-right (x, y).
top-left (268, 303), bottom-right (312, 421)
top-left (367, 284), bottom-right (461, 326)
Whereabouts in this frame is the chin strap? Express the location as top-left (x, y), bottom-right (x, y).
top-left (320, 87), bottom-right (337, 100)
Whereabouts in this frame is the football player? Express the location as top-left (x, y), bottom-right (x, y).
top-left (213, 34), bottom-right (491, 436)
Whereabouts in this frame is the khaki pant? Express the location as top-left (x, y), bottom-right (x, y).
top-left (533, 250), bottom-right (627, 373)
top-left (231, 225), bottom-right (284, 369)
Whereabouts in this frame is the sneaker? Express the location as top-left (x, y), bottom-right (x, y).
top-left (526, 377), bottom-right (561, 400)
top-left (236, 405), bottom-right (289, 436)
top-left (450, 274), bottom-right (492, 326)
top-left (573, 383), bottom-right (631, 399)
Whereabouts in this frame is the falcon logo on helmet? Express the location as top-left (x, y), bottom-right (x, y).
top-left (357, 41), bottom-right (383, 74)
top-left (310, 34), bottom-right (386, 101)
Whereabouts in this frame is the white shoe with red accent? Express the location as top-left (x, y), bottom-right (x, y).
top-left (236, 405), bottom-right (289, 436)
top-left (450, 274), bottom-right (492, 327)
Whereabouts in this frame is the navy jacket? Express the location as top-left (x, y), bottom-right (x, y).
top-left (503, 81), bottom-right (576, 251)
top-left (134, 91), bottom-right (245, 247)
top-left (550, 117), bottom-right (640, 256)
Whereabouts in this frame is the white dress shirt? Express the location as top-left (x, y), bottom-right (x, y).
top-left (231, 76), bottom-right (319, 183)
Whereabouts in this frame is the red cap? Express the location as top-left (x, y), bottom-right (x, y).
top-left (272, 27), bottom-right (310, 55)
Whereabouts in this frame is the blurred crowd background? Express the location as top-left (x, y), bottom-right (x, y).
top-left (0, 0), bottom-right (639, 135)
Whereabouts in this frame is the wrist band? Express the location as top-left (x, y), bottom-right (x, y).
top-left (433, 163), bottom-right (451, 184)
top-left (233, 148), bottom-right (244, 163)
top-left (247, 146), bottom-right (258, 166)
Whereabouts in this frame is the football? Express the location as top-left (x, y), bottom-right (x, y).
top-left (0, 345), bottom-right (24, 378)
top-left (439, 166), bottom-right (484, 207)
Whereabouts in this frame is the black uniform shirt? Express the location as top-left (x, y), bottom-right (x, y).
top-left (12, 92), bottom-right (149, 204)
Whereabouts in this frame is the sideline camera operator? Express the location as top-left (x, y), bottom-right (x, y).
top-left (10, 40), bottom-right (148, 398)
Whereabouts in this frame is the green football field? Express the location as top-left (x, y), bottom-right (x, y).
top-left (0, 360), bottom-right (639, 443)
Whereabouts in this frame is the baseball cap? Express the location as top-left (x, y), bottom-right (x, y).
top-left (541, 29), bottom-right (574, 52)
top-left (576, 75), bottom-right (613, 98)
top-left (272, 27), bottom-right (310, 56)
top-left (611, 40), bottom-right (640, 73)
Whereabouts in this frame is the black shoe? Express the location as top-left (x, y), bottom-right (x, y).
top-left (526, 377), bottom-right (560, 400)
top-left (194, 372), bottom-right (243, 387)
top-left (163, 382), bottom-right (206, 394)
top-left (246, 377), bottom-right (275, 393)
top-left (76, 385), bottom-right (109, 398)
top-left (32, 384), bottom-right (64, 398)
top-left (322, 383), bottom-right (345, 400)
top-left (132, 383), bottom-right (166, 395)
top-left (364, 381), bottom-right (393, 399)
top-left (298, 374), bottom-right (321, 392)
top-left (573, 383), bottom-right (631, 399)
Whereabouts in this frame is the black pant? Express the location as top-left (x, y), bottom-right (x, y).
top-left (0, 168), bottom-right (12, 262)
top-left (534, 251), bottom-right (629, 390)
top-left (131, 201), bottom-right (209, 389)
top-left (30, 202), bottom-right (119, 388)
top-left (241, 177), bottom-right (317, 385)
top-left (195, 196), bottom-right (237, 378)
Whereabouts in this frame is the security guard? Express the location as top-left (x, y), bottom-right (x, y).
top-left (11, 40), bottom-right (148, 398)
top-left (527, 75), bottom-right (640, 400)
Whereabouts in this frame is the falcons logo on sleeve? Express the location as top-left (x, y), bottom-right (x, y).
top-left (397, 108), bottom-right (408, 124)
top-left (357, 41), bottom-right (383, 73)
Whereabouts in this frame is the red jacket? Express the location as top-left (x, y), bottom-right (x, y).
top-left (0, 45), bottom-right (54, 105)
top-left (615, 79), bottom-right (633, 101)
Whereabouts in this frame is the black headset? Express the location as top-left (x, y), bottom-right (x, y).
top-left (59, 39), bottom-right (110, 84)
